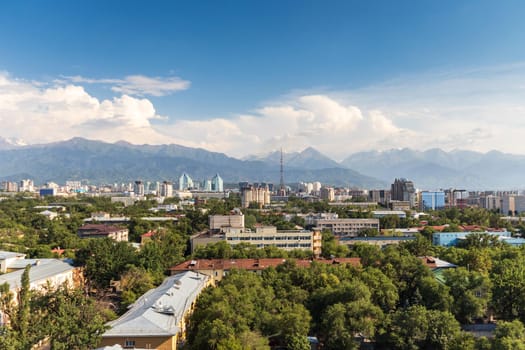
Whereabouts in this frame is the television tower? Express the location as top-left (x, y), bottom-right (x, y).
top-left (279, 148), bottom-right (286, 196)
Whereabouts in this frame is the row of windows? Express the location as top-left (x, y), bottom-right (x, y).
top-left (227, 236), bottom-right (311, 241)
top-left (254, 243), bottom-right (312, 248)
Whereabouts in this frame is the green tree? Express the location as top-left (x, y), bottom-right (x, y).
top-left (382, 305), bottom-right (462, 350)
top-left (32, 286), bottom-right (108, 349)
top-left (75, 238), bottom-right (138, 290)
top-left (493, 320), bottom-right (525, 350)
top-left (491, 256), bottom-right (525, 322)
top-left (444, 267), bottom-right (492, 323)
top-left (321, 299), bottom-right (383, 350)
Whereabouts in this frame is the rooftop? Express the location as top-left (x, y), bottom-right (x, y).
top-left (170, 258), bottom-right (361, 272)
top-left (0, 259), bottom-right (75, 290)
top-left (103, 271), bottom-right (210, 338)
top-left (0, 250), bottom-right (25, 260)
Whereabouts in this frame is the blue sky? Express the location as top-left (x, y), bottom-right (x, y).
top-left (1, 1), bottom-right (525, 159)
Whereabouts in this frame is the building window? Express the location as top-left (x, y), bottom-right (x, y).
top-left (124, 340), bottom-right (135, 348)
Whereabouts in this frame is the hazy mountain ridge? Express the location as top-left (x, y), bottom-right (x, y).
top-left (0, 138), bottom-right (384, 187)
top-left (341, 148), bottom-right (525, 189)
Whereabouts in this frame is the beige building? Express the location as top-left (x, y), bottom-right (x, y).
top-left (225, 226), bottom-right (321, 255)
top-left (209, 211), bottom-right (244, 231)
top-left (241, 185), bottom-right (271, 208)
top-left (314, 218), bottom-right (380, 237)
top-left (191, 226), bottom-right (322, 257)
top-left (320, 187), bottom-right (335, 201)
top-left (99, 271), bottom-right (211, 350)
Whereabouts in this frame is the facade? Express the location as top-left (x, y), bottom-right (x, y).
top-left (191, 226), bottom-right (322, 256)
top-left (391, 178), bottom-right (416, 208)
top-left (160, 181), bottom-right (173, 197)
top-left (39, 188), bottom-right (57, 197)
top-left (178, 173), bottom-right (194, 191)
top-left (170, 258), bottom-right (361, 282)
top-left (314, 218), bottom-right (380, 237)
top-left (224, 226), bottom-right (322, 256)
top-left (133, 181), bottom-right (145, 197)
top-left (240, 183), bottom-right (271, 208)
top-left (0, 258), bottom-right (80, 301)
top-left (371, 210), bottom-right (407, 219)
top-left (420, 191), bottom-right (446, 211)
top-left (77, 224), bottom-right (129, 242)
top-left (368, 189), bottom-right (391, 205)
top-left (210, 173), bottom-right (223, 192)
top-left (100, 271), bottom-right (211, 350)
top-left (320, 187), bottom-right (335, 201)
top-left (432, 231), bottom-right (512, 247)
top-left (209, 211), bottom-right (244, 231)
top-left (19, 179), bottom-right (34, 192)
top-left (338, 236), bottom-right (416, 247)
top-left (388, 200), bottom-right (411, 211)
top-left (484, 195), bottom-right (502, 211)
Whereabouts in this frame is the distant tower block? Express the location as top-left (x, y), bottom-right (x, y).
top-left (279, 148), bottom-right (286, 196)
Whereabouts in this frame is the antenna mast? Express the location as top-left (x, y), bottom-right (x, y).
top-left (279, 148), bottom-right (286, 195)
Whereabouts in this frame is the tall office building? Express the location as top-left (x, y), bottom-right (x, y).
top-left (211, 173), bottom-right (223, 192)
top-left (391, 178), bottom-right (416, 208)
top-left (420, 191), bottom-right (445, 210)
top-left (179, 173), bottom-right (194, 190)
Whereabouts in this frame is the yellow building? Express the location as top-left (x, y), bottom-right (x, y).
top-left (99, 271), bottom-right (211, 350)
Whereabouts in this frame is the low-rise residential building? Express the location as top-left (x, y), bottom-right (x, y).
top-left (432, 231), bottom-right (525, 247)
top-left (0, 258), bottom-right (80, 301)
top-left (99, 271), bottom-right (211, 350)
top-left (314, 218), bottom-right (380, 237)
top-left (169, 258), bottom-right (361, 282)
top-left (0, 250), bottom-right (27, 273)
top-left (77, 224), bottom-right (129, 242)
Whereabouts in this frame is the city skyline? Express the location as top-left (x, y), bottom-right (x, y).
top-left (2, 1), bottom-right (525, 159)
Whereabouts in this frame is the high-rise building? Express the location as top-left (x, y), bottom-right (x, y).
top-left (134, 181), bottom-right (145, 197)
top-left (420, 191), bottom-right (446, 210)
top-left (320, 187), bottom-right (335, 201)
top-left (179, 173), bottom-right (194, 190)
top-left (241, 183), bottom-right (271, 208)
top-left (160, 181), bottom-right (173, 197)
top-left (19, 179), bottom-right (34, 192)
top-left (211, 173), bottom-right (223, 192)
top-left (391, 178), bottom-right (416, 208)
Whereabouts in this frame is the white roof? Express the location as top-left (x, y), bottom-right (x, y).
top-left (0, 259), bottom-right (75, 290)
top-left (0, 250), bottom-right (26, 260)
top-left (103, 271), bottom-right (210, 338)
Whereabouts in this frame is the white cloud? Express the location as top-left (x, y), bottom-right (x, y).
top-left (64, 74), bottom-right (190, 96)
top-left (0, 72), bottom-right (173, 144)
top-left (3, 63), bottom-right (525, 160)
top-left (155, 94), bottom-right (407, 160)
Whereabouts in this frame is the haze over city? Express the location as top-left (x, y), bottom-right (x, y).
top-left (2, 1), bottom-right (525, 160)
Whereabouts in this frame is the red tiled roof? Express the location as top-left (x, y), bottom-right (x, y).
top-left (169, 258), bottom-right (361, 272)
top-left (141, 231), bottom-right (156, 238)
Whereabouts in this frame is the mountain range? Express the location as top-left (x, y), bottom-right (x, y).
top-left (0, 138), bottom-right (383, 188)
top-left (0, 138), bottom-right (523, 189)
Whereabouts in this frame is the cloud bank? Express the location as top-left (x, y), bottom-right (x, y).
top-left (2, 64), bottom-right (525, 160)
top-left (0, 72), bottom-right (173, 144)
